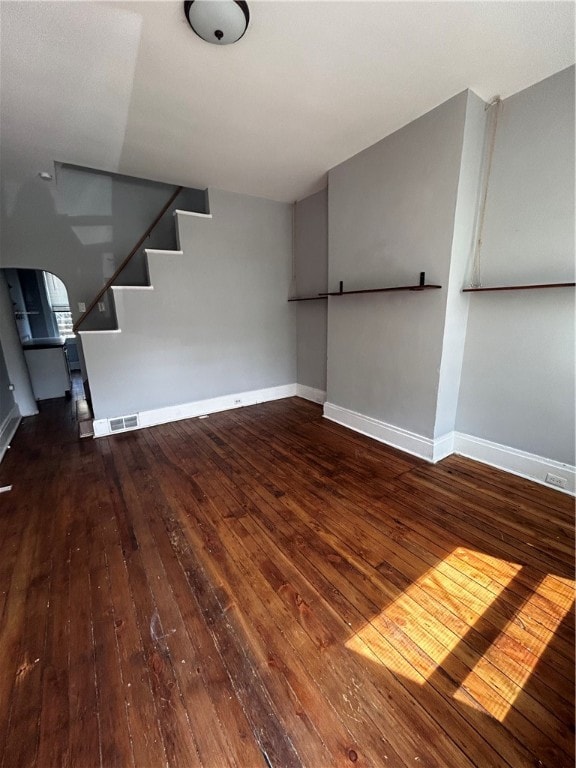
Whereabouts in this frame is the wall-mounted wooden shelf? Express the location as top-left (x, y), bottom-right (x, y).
top-left (320, 285), bottom-right (441, 296)
top-left (287, 295), bottom-right (328, 302)
top-left (319, 273), bottom-right (441, 297)
top-left (463, 282), bottom-right (575, 292)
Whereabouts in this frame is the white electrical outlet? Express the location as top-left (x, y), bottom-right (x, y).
top-left (78, 302), bottom-right (86, 312)
top-left (545, 473), bottom-right (567, 489)
top-left (98, 302), bottom-right (106, 312)
top-left (234, 399), bottom-right (242, 405)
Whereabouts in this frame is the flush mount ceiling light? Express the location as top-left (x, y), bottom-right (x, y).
top-left (38, 172), bottom-right (53, 181)
top-left (184, 0), bottom-right (249, 45)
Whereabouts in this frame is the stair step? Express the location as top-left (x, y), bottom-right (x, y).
top-left (79, 419), bottom-right (94, 439)
top-left (76, 398), bottom-right (92, 422)
top-left (144, 248), bottom-right (183, 256)
top-left (112, 284), bottom-right (154, 290)
top-left (174, 209), bottom-right (212, 219)
top-left (76, 397), bottom-right (94, 439)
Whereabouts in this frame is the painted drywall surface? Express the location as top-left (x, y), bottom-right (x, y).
top-left (327, 92), bottom-right (468, 438)
top-left (434, 90), bottom-right (487, 437)
top-left (458, 293), bottom-right (575, 464)
top-left (296, 301), bottom-right (327, 393)
top-left (0, 272), bottom-right (37, 416)
top-left (465, 67), bottom-right (574, 285)
top-left (0, 164), bottom-right (206, 332)
top-left (82, 188), bottom-right (296, 420)
top-left (294, 188), bottom-right (328, 392)
top-left (457, 67), bottom-right (575, 464)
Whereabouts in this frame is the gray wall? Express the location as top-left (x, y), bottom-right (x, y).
top-left (82, 188), bottom-right (296, 420)
top-left (457, 67), bottom-right (575, 464)
top-left (294, 188), bottom-right (328, 392)
top-left (326, 92), bottom-right (468, 437)
top-left (0, 272), bottom-right (37, 416)
top-left (1, 163), bottom-right (206, 332)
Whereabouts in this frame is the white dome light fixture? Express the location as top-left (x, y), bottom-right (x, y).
top-left (184, 0), bottom-right (250, 45)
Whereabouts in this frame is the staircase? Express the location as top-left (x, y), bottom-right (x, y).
top-left (74, 187), bottom-right (211, 438)
top-left (76, 187), bottom-right (294, 440)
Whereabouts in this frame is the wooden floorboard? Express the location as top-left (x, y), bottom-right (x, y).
top-left (0, 394), bottom-right (573, 768)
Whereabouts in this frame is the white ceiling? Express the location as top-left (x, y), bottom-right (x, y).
top-left (1, 1), bottom-right (574, 203)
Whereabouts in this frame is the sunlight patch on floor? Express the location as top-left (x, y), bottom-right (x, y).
top-left (453, 574), bottom-right (574, 721)
top-left (345, 546), bottom-right (576, 725)
top-left (346, 548), bottom-right (522, 686)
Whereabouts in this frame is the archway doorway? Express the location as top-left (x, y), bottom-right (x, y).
top-left (4, 268), bottom-right (83, 401)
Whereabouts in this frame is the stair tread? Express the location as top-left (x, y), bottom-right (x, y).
top-left (76, 398), bottom-right (92, 422)
top-left (79, 419), bottom-right (94, 439)
top-left (112, 284), bottom-right (154, 290)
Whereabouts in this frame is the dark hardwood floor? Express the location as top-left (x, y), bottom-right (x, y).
top-left (0, 393), bottom-right (573, 767)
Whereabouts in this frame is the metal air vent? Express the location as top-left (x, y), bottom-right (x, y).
top-left (109, 414), bottom-right (139, 433)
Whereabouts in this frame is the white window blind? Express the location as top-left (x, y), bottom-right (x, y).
top-left (43, 271), bottom-right (73, 337)
top-left (43, 272), bottom-right (70, 311)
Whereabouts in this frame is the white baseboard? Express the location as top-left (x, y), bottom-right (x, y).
top-left (453, 432), bottom-right (575, 496)
top-left (322, 402), bottom-right (575, 494)
top-left (323, 402), bottom-right (449, 463)
top-left (93, 383), bottom-right (298, 438)
top-left (0, 405), bottom-right (21, 464)
top-left (296, 384), bottom-right (326, 405)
